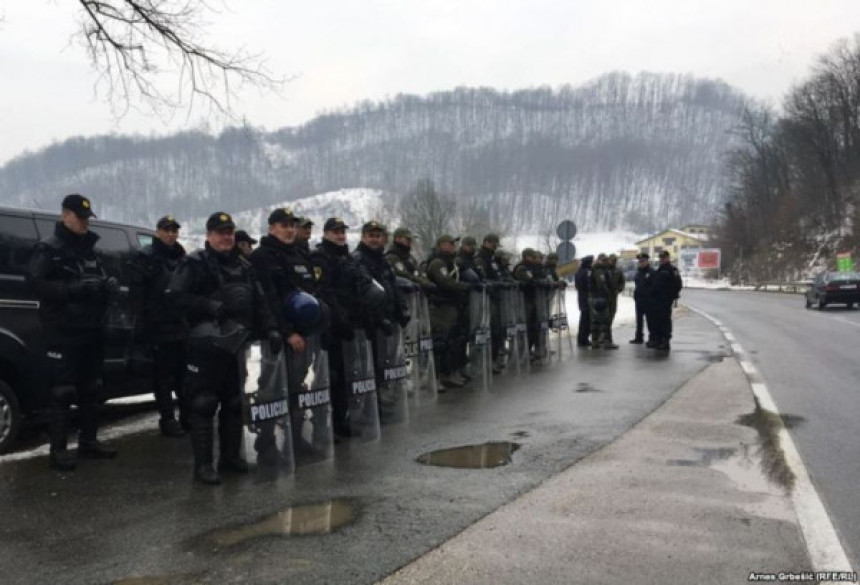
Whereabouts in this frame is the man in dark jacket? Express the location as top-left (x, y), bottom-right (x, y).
top-left (573, 255), bottom-right (593, 347)
top-left (384, 227), bottom-right (431, 288)
top-left (296, 217), bottom-right (313, 260)
top-left (128, 215), bottom-right (188, 438)
top-left (513, 248), bottom-right (548, 358)
top-left (425, 234), bottom-right (471, 389)
top-left (630, 253), bottom-right (654, 344)
top-left (588, 254), bottom-right (617, 349)
top-left (352, 221), bottom-right (410, 334)
top-left (167, 212), bottom-right (282, 485)
top-left (649, 250), bottom-right (683, 350)
top-left (27, 194), bottom-right (119, 470)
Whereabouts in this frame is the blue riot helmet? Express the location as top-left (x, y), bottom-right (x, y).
top-left (283, 290), bottom-right (322, 331)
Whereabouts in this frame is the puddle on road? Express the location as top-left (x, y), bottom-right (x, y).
top-left (202, 499), bottom-right (356, 548)
top-left (575, 382), bottom-right (600, 393)
top-left (510, 430), bottom-right (530, 438)
top-left (735, 405), bottom-right (803, 492)
top-left (417, 442), bottom-right (520, 468)
top-left (114, 573), bottom-right (205, 585)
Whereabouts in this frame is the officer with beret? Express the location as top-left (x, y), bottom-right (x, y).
top-left (234, 230), bottom-right (257, 259)
top-left (167, 212), bottom-right (282, 484)
top-left (27, 194), bottom-right (119, 470)
top-left (127, 215), bottom-right (189, 438)
top-left (630, 253), bottom-right (654, 344)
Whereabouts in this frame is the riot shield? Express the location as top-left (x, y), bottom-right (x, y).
top-left (286, 333), bottom-right (334, 465)
top-left (533, 284), bottom-right (551, 365)
top-left (467, 287), bottom-right (492, 391)
top-left (499, 283), bottom-right (520, 377)
top-left (242, 343), bottom-right (295, 473)
top-left (340, 329), bottom-right (381, 441)
top-left (375, 326), bottom-right (409, 424)
top-left (549, 286), bottom-right (574, 361)
top-left (403, 288), bottom-right (437, 405)
top-left (514, 286), bottom-right (532, 372)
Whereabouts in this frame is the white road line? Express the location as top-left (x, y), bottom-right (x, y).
top-left (833, 317), bottom-right (860, 329)
top-left (687, 305), bottom-right (853, 572)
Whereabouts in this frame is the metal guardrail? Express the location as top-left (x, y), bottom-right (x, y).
top-left (753, 282), bottom-right (811, 294)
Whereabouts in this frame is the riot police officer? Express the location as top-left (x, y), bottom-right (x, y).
top-left (649, 251), bottom-right (683, 351)
top-left (425, 234), bottom-right (471, 389)
top-left (167, 212), bottom-right (282, 485)
top-left (296, 217), bottom-right (314, 260)
top-left (574, 255), bottom-right (594, 347)
top-left (630, 253), bottom-right (654, 344)
top-left (128, 215), bottom-right (189, 438)
top-left (588, 254), bottom-right (617, 349)
top-left (385, 227), bottom-right (432, 288)
top-left (513, 248), bottom-right (546, 358)
top-left (606, 254), bottom-right (625, 346)
top-left (234, 230), bottom-right (257, 259)
top-left (27, 194), bottom-right (119, 471)
top-left (353, 221), bottom-right (410, 334)
top-left (474, 234), bottom-right (505, 371)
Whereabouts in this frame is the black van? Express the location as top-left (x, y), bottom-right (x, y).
top-left (0, 205), bottom-right (156, 453)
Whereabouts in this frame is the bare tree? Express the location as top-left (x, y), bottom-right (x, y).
top-left (398, 179), bottom-right (456, 255)
top-left (74, 0), bottom-right (282, 118)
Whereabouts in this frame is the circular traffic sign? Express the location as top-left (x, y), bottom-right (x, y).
top-left (556, 220), bottom-right (577, 241)
top-left (556, 241), bottom-right (576, 264)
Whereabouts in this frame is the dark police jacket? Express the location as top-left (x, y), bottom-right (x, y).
top-left (384, 242), bottom-right (428, 285)
top-left (475, 246), bottom-right (501, 281)
top-left (425, 251), bottom-right (470, 304)
top-left (250, 235), bottom-right (316, 337)
top-left (166, 243), bottom-right (276, 339)
top-left (574, 260), bottom-right (593, 308)
top-left (651, 263), bottom-right (683, 305)
top-left (127, 238), bottom-right (187, 343)
top-left (27, 222), bottom-right (109, 345)
top-left (633, 264), bottom-right (654, 303)
top-left (310, 239), bottom-right (364, 338)
top-left (352, 242), bottom-right (408, 325)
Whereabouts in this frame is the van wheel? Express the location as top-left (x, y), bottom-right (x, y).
top-left (817, 296), bottom-right (826, 310)
top-left (0, 381), bottom-right (22, 454)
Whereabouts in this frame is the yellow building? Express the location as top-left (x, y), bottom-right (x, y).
top-left (635, 228), bottom-right (708, 259)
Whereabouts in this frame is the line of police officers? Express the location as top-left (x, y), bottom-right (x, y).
top-left (28, 194), bottom-right (656, 484)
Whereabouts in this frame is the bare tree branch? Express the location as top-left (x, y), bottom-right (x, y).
top-left (74, 0), bottom-right (284, 120)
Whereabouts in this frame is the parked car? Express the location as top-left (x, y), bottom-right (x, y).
top-left (804, 271), bottom-right (860, 310)
top-left (0, 205), bottom-right (155, 452)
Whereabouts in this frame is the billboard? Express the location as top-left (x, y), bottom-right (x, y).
top-left (697, 249), bottom-right (721, 270)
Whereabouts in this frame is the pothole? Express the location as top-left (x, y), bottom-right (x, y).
top-left (416, 442), bottom-right (520, 468)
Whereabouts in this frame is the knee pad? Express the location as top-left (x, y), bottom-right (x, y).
top-left (190, 392), bottom-right (219, 418)
top-left (51, 385), bottom-right (77, 408)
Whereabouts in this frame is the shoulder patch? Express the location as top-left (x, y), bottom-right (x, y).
top-left (313, 266), bottom-right (322, 281)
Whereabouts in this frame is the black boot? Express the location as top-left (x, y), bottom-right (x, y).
top-left (629, 336), bottom-right (644, 344)
top-left (159, 418), bottom-right (186, 438)
top-left (77, 396), bottom-right (117, 459)
top-left (217, 411), bottom-right (249, 474)
top-left (48, 409), bottom-right (76, 471)
top-left (656, 339), bottom-right (671, 351)
top-left (646, 337), bottom-right (659, 348)
top-left (190, 418), bottom-right (221, 485)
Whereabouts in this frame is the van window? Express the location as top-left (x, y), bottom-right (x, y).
top-left (0, 213), bottom-right (39, 276)
top-left (35, 218), bottom-right (57, 239)
top-left (137, 233), bottom-right (153, 248)
top-left (93, 226), bottom-right (131, 279)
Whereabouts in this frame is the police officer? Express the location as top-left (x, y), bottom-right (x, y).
top-left (606, 254), bottom-right (625, 346)
top-left (310, 217), bottom-right (369, 436)
top-left (474, 234), bottom-right (505, 371)
top-left (384, 227), bottom-right (431, 287)
top-left (630, 253), bottom-right (654, 344)
top-left (456, 236), bottom-right (481, 279)
top-left (574, 255), bottom-right (594, 347)
top-left (545, 253), bottom-right (562, 283)
top-left (234, 230), bottom-right (257, 259)
top-left (649, 250), bottom-right (683, 351)
top-left (167, 212), bottom-right (282, 485)
top-left (513, 248), bottom-right (545, 359)
top-left (353, 221), bottom-right (410, 334)
top-left (495, 249), bottom-right (515, 280)
top-left (425, 234), bottom-right (471, 389)
top-left (27, 194), bottom-right (119, 470)
top-left (128, 215), bottom-right (189, 438)
top-left (296, 217), bottom-right (314, 259)
top-left (589, 254), bottom-right (617, 349)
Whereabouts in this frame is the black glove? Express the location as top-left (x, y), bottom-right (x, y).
top-left (379, 318), bottom-right (394, 336)
top-left (104, 276), bottom-right (121, 295)
top-left (208, 300), bottom-right (226, 321)
top-left (267, 330), bottom-right (284, 354)
top-left (398, 312), bottom-right (411, 328)
top-left (68, 279), bottom-right (103, 300)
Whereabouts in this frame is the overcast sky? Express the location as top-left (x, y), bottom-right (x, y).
top-left (1, 0), bottom-right (859, 164)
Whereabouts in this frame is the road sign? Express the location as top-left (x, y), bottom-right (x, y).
top-left (556, 220), bottom-right (577, 241)
top-left (556, 241), bottom-right (576, 264)
top-left (837, 252), bottom-right (853, 272)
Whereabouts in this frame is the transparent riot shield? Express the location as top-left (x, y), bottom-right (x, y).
top-left (549, 286), bottom-right (574, 361)
top-left (513, 286), bottom-right (531, 372)
top-left (499, 284), bottom-right (520, 377)
top-left (242, 343), bottom-right (295, 473)
top-left (375, 326), bottom-right (409, 424)
top-left (403, 288), bottom-right (437, 405)
top-left (534, 284), bottom-right (551, 365)
top-left (341, 329), bottom-right (381, 441)
top-left (286, 333), bottom-right (334, 465)
top-left (467, 287), bottom-right (492, 391)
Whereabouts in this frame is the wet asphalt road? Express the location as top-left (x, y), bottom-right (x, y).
top-left (683, 289), bottom-right (860, 568)
top-left (0, 312), bottom-right (727, 585)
